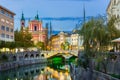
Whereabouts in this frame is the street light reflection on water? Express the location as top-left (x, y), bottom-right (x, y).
top-left (34, 66), bottom-right (72, 80)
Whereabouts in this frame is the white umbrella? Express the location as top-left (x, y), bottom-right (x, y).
top-left (111, 38), bottom-right (120, 42)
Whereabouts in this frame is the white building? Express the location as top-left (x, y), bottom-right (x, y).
top-left (58, 31), bottom-right (66, 45)
top-left (70, 34), bottom-right (83, 50)
top-left (107, 0), bottom-right (120, 29)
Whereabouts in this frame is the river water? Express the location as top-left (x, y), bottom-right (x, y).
top-left (0, 62), bottom-right (117, 80)
top-left (0, 62), bottom-right (72, 80)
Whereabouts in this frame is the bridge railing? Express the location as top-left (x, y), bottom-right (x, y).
top-left (41, 50), bottom-right (79, 58)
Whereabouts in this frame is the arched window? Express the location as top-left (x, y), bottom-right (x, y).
top-left (34, 26), bottom-right (37, 31)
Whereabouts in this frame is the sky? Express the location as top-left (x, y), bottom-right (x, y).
top-left (0, 0), bottom-right (110, 31)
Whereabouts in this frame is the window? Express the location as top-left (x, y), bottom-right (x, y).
top-left (11, 29), bottom-right (13, 32)
top-left (11, 36), bottom-right (13, 39)
top-left (6, 12), bottom-right (9, 17)
top-left (1, 33), bottom-right (5, 38)
top-left (10, 14), bottom-right (13, 19)
top-left (1, 10), bottom-right (5, 14)
top-left (34, 26), bottom-right (37, 31)
top-left (1, 26), bottom-right (5, 30)
top-left (6, 27), bottom-right (9, 32)
top-left (6, 35), bottom-right (9, 38)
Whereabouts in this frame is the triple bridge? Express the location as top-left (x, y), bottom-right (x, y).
top-left (1, 50), bottom-right (79, 62)
top-left (41, 50), bottom-right (78, 59)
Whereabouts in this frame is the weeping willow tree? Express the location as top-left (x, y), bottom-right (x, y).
top-left (80, 17), bottom-right (106, 58)
top-left (80, 16), bottom-right (120, 57)
top-left (78, 16), bottom-right (120, 72)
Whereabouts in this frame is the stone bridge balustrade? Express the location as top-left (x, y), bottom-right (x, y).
top-left (1, 50), bottom-right (79, 62)
top-left (6, 51), bottom-right (43, 62)
top-left (41, 50), bottom-right (79, 59)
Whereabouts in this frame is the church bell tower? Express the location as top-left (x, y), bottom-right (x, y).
top-left (20, 12), bottom-right (25, 31)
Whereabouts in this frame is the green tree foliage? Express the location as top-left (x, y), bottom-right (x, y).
top-left (80, 16), bottom-right (120, 57)
top-left (61, 41), bottom-right (70, 50)
top-left (78, 16), bottom-right (120, 72)
top-left (0, 41), bottom-right (15, 50)
top-left (36, 41), bottom-right (45, 50)
top-left (0, 41), bottom-right (5, 48)
top-left (0, 54), bottom-right (8, 62)
top-left (61, 43), bottom-right (64, 50)
top-left (64, 41), bottom-right (70, 50)
top-left (14, 29), bottom-right (34, 48)
top-left (80, 17), bottom-right (106, 57)
top-left (0, 29), bottom-right (34, 50)
top-left (107, 16), bottom-right (120, 40)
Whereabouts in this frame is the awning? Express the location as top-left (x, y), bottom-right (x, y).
top-left (111, 38), bottom-right (120, 42)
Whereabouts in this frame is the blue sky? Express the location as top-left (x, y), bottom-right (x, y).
top-left (0, 0), bottom-right (110, 31)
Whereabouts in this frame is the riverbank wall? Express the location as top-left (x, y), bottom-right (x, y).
top-left (70, 65), bottom-right (120, 80)
top-left (0, 58), bottom-right (47, 71)
top-left (0, 51), bottom-right (48, 71)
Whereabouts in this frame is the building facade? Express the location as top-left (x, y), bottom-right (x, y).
top-left (107, 0), bottom-right (120, 29)
top-left (51, 35), bottom-right (59, 50)
top-left (50, 31), bottom-right (68, 50)
top-left (20, 13), bottom-right (48, 45)
top-left (71, 34), bottom-right (83, 50)
top-left (50, 31), bottom-right (83, 50)
top-left (0, 5), bottom-right (15, 42)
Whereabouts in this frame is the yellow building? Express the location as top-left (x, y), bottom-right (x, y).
top-left (49, 32), bottom-right (83, 51)
top-left (50, 31), bottom-right (68, 50)
top-left (51, 35), bottom-right (60, 50)
top-left (0, 5), bottom-right (15, 42)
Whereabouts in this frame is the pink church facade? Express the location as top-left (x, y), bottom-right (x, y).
top-left (20, 13), bottom-right (48, 45)
top-left (28, 20), bottom-right (48, 44)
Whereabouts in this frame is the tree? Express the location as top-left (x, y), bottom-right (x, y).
top-left (61, 41), bottom-right (70, 50)
top-left (64, 41), bottom-right (70, 50)
top-left (36, 41), bottom-right (45, 50)
top-left (0, 41), bottom-right (5, 48)
top-left (14, 29), bottom-right (34, 48)
top-left (107, 16), bottom-right (120, 40)
top-left (61, 43), bottom-right (65, 50)
top-left (80, 17), bottom-right (107, 57)
top-left (78, 16), bottom-right (120, 73)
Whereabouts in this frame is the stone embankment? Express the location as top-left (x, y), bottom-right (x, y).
top-left (70, 64), bottom-right (120, 80)
top-left (0, 58), bottom-right (47, 71)
top-left (0, 51), bottom-right (47, 71)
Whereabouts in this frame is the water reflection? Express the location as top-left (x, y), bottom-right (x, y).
top-left (0, 62), bottom-right (72, 80)
top-left (0, 64), bottom-right (46, 80)
top-left (34, 66), bottom-right (71, 80)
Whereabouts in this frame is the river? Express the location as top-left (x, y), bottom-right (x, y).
top-left (0, 61), bottom-right (72, 80)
